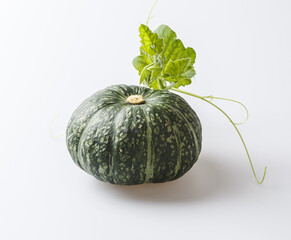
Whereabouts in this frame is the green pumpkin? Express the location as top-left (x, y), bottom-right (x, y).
top-left (66, 84), bottom-right (202, 185)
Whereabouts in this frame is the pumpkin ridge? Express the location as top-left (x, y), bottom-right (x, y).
top-left (162, 103), bottom-right (201, 176)
top-left (109, 105), bottom-right (129, 184)
top-left (140, 105), bottom-right (154, 183)
top-left (67, 94), bottom-right (117, 169)
top-left (153, 103), bottom-right (182, 181)
top-left (171, 121), bottom-right (182, 178)
top-left (77, 103), bottom-right (117, 172)
top-left (164, 103), bottom-right (200, 152)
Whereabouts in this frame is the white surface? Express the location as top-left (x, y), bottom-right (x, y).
top-left (1, 0), bottom-right (291, 239)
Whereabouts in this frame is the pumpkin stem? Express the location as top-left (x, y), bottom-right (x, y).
top-left (171, 87), bottom-right (267, 184)
top-left (127, 95), bottom-right (145, 104)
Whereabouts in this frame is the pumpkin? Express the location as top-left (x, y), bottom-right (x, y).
top-left (66, 84), bottom-right (202, 185)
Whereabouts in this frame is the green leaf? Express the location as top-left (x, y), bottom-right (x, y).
top-left (139, 24), bottom-right (164, 56)
top-left (177, 78), bottom-right (192, 87)
top-left (163, 58), bottom-right (195, 88)
top-left (133, 24), bottom-right (196, 90)
top-left (133, 52), bottom-right (151, 74)
top-left (154, 25), bottom-right (196, 65)
top-left (164, 58), bottom-right (193, 77)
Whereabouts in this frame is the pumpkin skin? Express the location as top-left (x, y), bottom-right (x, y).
top-left (66, 84), bottom-right (202, 185)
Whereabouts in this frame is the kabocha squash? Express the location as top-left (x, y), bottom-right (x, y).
top-left (66, 84), bottom-right (202, 185)
top-left (65, 2), bottom-right (267, 185)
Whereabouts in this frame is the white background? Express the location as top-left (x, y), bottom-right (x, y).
top-left (1, 0), bottom-right (290, 239)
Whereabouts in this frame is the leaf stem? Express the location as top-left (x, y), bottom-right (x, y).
top-left (164, 82), bottom-right (177, 90)
top-left (171, 87), bottom-right (267, 184)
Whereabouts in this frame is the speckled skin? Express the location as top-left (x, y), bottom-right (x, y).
top-left (66, 85), bottom-right (202, 185)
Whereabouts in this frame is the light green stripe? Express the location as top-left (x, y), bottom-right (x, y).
top-left (142, 107), bottom-right (153, 182)
top-left (77, 115), bottom-right (97, 173)
top-left (109, 107), bottom-right (127, 184)
top-left (172, 122), bottom-right (182, 177)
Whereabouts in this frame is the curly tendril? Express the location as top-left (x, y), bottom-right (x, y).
top-left (202, 96), bottom-right (249, 125)
top-left (171, 87), bottom-right (267, 184)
